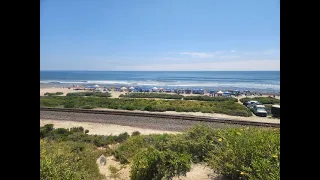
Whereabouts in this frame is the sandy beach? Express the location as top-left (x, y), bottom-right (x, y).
top-left (40, 87), bottom-right (86, 96)
top-left (40, 87), bottom-right (279, 99)
top-left (40, 87), bottom-right (127, 97)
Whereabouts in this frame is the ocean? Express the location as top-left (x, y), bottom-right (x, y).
top-left (40, 71), bottom-right (280, 93)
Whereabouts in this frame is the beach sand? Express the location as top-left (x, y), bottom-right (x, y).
top-left (40, 87), bottom-right (279, 99)
top-left (40, 87), bottom-right (126, 97)
top-left (40, 119), bottom-right (179, 135)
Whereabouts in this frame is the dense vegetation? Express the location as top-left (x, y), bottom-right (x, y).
top-left (66, 92), bottom-right (111, 97)
top-left (44, 92), bottom-right (63, 96)
top-left (40, 140), bottom-right (104, 179)
top-left (184, 95), bottom-right (238, 102)
top-left (40, 124), bottom-right (129, 147)
top-left (40, 124), bottom-right (280, 180)
top-left (119, 93), bottom-right (184, 99)
top-left (40, 96), bottom-right (252, 116)
top-left (40, 124), bottom-right (131, 179)
top-left (115, 125), bottom-right (280, 180)
top-left (240, 97), bottom-right (280, 104)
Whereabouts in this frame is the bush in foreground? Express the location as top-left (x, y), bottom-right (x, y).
top-left (40, 124), bottom-right (129, 147)
top-left (206, 127), bottom-right (280, 180)
top-left (114, 125), bottom-right (280, 180)
top-left (40, 124), bottom-right (279, 180)
top-left (131, 147), bottom-right (191, 180)
top-left (40, 140), bottom-right (104, 180)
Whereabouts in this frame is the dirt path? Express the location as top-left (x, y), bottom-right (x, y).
top-left (96, 155), bottom-right (220, 180)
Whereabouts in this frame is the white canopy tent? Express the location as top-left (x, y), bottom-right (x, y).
top-left (217, 91), bottom-right (224, 96)
top-left (217, 91), bottom-right (224, 94)
top-left (152, 87), bottom-right (159, 92)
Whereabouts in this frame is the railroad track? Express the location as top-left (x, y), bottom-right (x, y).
top-left (40, 107), bottom-right (280, 128)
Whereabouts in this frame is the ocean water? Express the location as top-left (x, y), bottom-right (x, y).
top-left (40, 71), bottom-right (280, 92)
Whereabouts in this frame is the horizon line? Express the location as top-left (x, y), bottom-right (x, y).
top-left (40, 70), bottom-right (280, 72)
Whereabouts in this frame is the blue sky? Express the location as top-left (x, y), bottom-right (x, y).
top-left (40, 0), bottom-right (280, 71)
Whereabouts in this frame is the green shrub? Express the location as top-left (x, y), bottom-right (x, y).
top-left (206, 127), bottom-right (280, 180)
top-left (44, 92), bottom-right (63, 96)
top-left (165, 125), bottom-right (219, 162)
top-left (40, 140), bottom-right (104, 180)
top-left (54, 128), bottom-right (70, 135)
top-left (116, 132), bottom-right (130, 143)
top-left (40, 125), bottom-right (127, 148)
top-left (70, 126), bottom-right (84, 133)
top-left (131, 131), bottom-right (141, 136)
top-left (130, 147), bottom-right (191, 180)
top-left (40, 124), bottom-right (54, 138)
top-left (114, 136), bottom-right (149, 164)
top-left (130, 147), bottom-right (163, 180)
top-left (43, 124), bottom-right (54, 131)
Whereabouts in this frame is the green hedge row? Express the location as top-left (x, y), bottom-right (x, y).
top-left (44, 92), bottom-right (63, 96)
top-left (66, 92), bottom-right (111, 97)
top-left (119, 93), bottom-right (183, 99)
top-left (184, 96), bottom-right (238, 102)
top-left (40, 96), bottom-right (252, 117)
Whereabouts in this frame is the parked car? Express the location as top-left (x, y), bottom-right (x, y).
top-left (271, 105), bottom-right (280, 117)
top-left (243, 100), bottom-right (259, 106)
top-left (246, 101), bottom-right (261, 109)
top-left (252, 104), bottom-right (268, 117)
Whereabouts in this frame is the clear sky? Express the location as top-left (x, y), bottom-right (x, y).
top-left (40, 0), bottom-right (280, 71)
